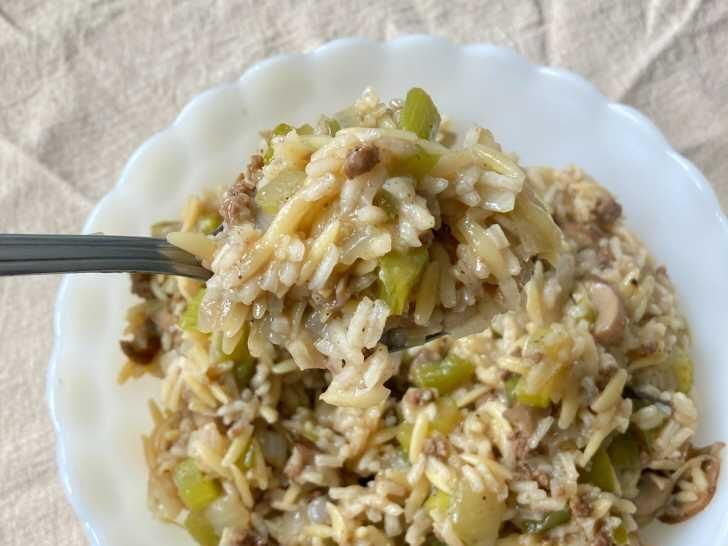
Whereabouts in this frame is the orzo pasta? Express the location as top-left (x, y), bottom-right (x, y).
top-left (119, 88), bottom-right (722, 546)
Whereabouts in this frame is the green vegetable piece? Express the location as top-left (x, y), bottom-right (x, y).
top-left (392, 145), bottom-right (440, 178)
top-left (322, 117), bottom-right (341, 136)
top-left (581, 448), bottom-right (619, 493)
top-left (396, 422), bottom-right (414, 454)
top-left (233, 358), bottom-right (255, 391)
top-left (669, 350), bottom-right (694, 393)
top-left (271, 122), bottom-right (313, 136)
top-left (173, 458), bottom-right (222, 511)
top-left (262, 145), bottom-right (274, 164)
top-left (225, 323), bottom-right (250, 362)
top-left (197, 212), bottom-right (222, 235)
top-left (184, 510), bottom-right (219, 546)
top-left (271, 123), bottom-right (294, 136)
top-left (179, 288), bottom-right (206, 332)
top-left (225, 324), bottom-right (256, 390)
top-left (608, 432), bottom-right (641, 474)
top-left (424, 489), bottom-right (451, 513)
top-left (373, 189), bottom-right (399, 220)
top-left (411, 354), bottom-right (476, 395)
top-left (431, 397), bottom-right (462, 435)
top-left (521, 509), bottom-right (571, 534)
top-left (265, 123), bottom-right (314, 164)
top-left (514, 376), bottom-right (551, 408)
top-left (377, 247), bottom-right (429, 315)
top-left (608, 431), bottom-right (641, 493)
top-left (255, 169), bottom-right (306, 214)
top-left (450, 480), bottom-right (505, 546)
top-left (400, 87), bottom-right (441, 140)
top-left (612, 523), bottom-right (629, 545)
top-left (504, 375), bottom-right (520, 406)
top-left (513, 367), bottom-right (568, 409)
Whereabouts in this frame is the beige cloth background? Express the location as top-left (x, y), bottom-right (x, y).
top-left (0, 1), bottom-right (726, 544)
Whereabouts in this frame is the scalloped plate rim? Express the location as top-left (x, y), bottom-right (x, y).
top-left (46, 35), bottom-right (728, 546)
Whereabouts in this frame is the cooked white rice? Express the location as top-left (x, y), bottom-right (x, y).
top-left (119, 89), bottom-right (722, 546)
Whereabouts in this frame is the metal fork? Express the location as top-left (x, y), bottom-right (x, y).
top-left (0, 234), bottom-right (211, 280)
top-left (0, 234), bottom-right (452, 351)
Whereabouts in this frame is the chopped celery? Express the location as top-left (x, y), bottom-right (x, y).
top-left (225, 323), bottom-right (251, 363)
top-left (400, 87), bottom-right (441, 140)
top-left (424, 489), bottom-right (451, 513)
top-left (520, 509), bottom-right (571, 534)
top-left (377, 247), bottom-right (429, 315)
top-left (373, 189), bottom-right (399, 220)
top-left (514, 376), bottom-right (551, 408)
top-left (272, 123), bottom-right (294, 136)
top-left (504, 375), bottom-right (520, 406)
top-left (233, 357), bottom-right (255, 391)
top-left (255, 169), bottom-right (306, 214)
top-left (184, 510), bottom-right (219, 546)
top-left (431, 397), bottom-right (462, 435)
top-left (612, 523), bottom-right (629, 545)
top-left (179, 288), bottom-right (206, 331)
top-left (513, 368), bottom-right (567, 409)
top-left (225, 324), bottom-right (256, 390)
top-left (450, 480), bottom-right (505, 546)
top-left (411, 354), bottom-right (475, 395)
top-left (580, 448), bottom-right (619, 493)
top-left (173, 458), bottom-right (222, 511)
top-left (197, 212), bottom-right (222, 235)
top-left (668, 350), bottom-right (694, 393)
top-left (322, 117), bottom-right (341, 136)
top-left (607, 432), bottom-right (641, 474)
top-left (271, 122), bottom-right (314, 136)
top-left (392, 145), bottom-right (440, 178)
top-left (264, 123), bottom-right (314, 164)
top-left (231, 435), bottom-right (253, 470)
top-left (396, 422), bottom-right (414, 454)
top-left (608, 431), bottom-right (641, 494)
top-left (262, 145), bottom-right (274, 164)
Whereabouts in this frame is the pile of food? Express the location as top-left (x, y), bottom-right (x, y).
top-left (119, 88), bottom-right (722, 546)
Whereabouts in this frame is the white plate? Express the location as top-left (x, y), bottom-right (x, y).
top-left (48, 35), bottom-right (728, 545)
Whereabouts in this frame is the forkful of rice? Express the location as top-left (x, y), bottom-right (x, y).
top-left (166, 87), bottom-right (564, 408)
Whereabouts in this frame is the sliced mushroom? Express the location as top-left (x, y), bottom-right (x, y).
top-left (120, 317), bottom-right (161, 364)
top-left (343, 143), bottom-right (380, 178)
top-left (130, 272), bottom-right (154, 299)
top-left (633, 471), bottom-right (674, 525)
top-left (660, 442), bottom-right (724, 524)
top-left (586, 280), bottom-right (626, 345)
top-left (593, 195), bottom-right (622, 228)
